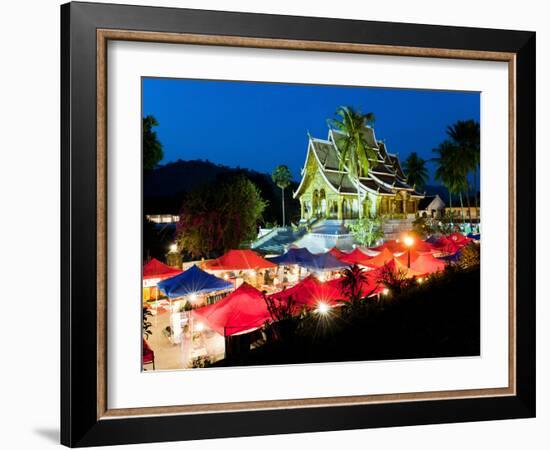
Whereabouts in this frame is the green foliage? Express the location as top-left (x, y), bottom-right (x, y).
top-left (143, 307), bottom-right (153, 340)
top-left (412, 216), bottom-right (432, 238)
top-left (143, 115), bottom-right (164, 170)
top-left (348, 215), bottom-right (383, 246)
top-left (458, 243), bottom-right (480, 269)
top-left (191, 356), bottom-right (212, 369)
top-left (413, 214), bottom-right (457, 237)
top-left (329, 106), bottom-right (377, 218)
top-left (403, 152), bottom-right (428, 191)
top-left (432, 119), bottom-right (480, 222)
top-left (339, 264), bottom-right (373, 310)
top-left (446, 120), bottom-right (480, 172)
top-left (271, 165), bottom-right (292, 190)
top-left (176, 174), bottom-right (267, 258)
top-left (376, 263), bottom-right (415, 295)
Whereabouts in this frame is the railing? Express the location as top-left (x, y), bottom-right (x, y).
top-left (251, 227), bottom-right (284, 248)
top-left (307, 233), bottom-right (354, 239)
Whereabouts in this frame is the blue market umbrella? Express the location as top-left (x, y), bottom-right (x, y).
top-left (300, 252), bottom-right (350, 271)
top-left (158, 264), bottom-right (233, 299)
top-left (268, 247), bottom-right (316, 265)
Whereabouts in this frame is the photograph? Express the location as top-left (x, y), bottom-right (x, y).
top-left (141, 78), bottom-right (482, 371)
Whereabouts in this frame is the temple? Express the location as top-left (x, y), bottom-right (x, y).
top-left (294, 126), bottom-right (424, 221)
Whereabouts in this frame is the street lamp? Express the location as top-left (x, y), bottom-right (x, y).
top-left (404, 235), bottom-right (414, 268)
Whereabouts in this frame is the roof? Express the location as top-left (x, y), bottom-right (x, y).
top-left (268, 275), bottom-right (343, 310)
top-left (192, 283), bottom-right (270, 336)
top-left (327, 247), bottom-right (348, 259)
top-left (396, 252), bottom-right (446, 274)
top-left (418, 195), bottom-right (445, 210)
top-left (268, 247), bottom-right (316, 265)
top-left (294, 125), bottom-right (423, 199)
top-left (143, 258), bottom-right (182, 280)
top-left (203, 249), bottom-right (277, 271)
top-left (299, 252), bottom-right (350, 271)
top-left (339, 248), bottom-right (374, 266)
top-left (364, 248), bottom-right (395, 268)
top-left (157, 265), bottom-right (233, 299)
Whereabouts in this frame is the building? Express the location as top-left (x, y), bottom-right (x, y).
top-left (146, 214), bottom-right (180, 224)
top-left (418, 195), bottom-right (446, 218)
top-left (293, 126), bottom-right (424, 220)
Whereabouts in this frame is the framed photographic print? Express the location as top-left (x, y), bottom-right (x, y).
top-left (61, 2), bottom-right (536, 447)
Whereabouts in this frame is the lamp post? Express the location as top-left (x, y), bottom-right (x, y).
top-left (404, 235), bottom-right (414, 268)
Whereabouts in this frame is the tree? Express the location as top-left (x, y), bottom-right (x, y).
top-left (340, 265), bottom-right (367, 304)
top-left (176, 175), bottom-right (266, 257)
top-left (329, 106), bottom-right (377, 219)
top-left (433, 140), bottom-right (461, 225)
top-left (348, 214), bottom-right (384, 246)
top-left (446, 120), bottom-right (480, 220)
top-left (340, 264), bottom-right (373, 309)
top-left (143, 115), bottom-right (164, 170)
top-left (376, 263), bottom-right (413, 296)
top-left (271, 165), bottom-right (293, 227)
top-left (403, 152), bottom-right (428, 191)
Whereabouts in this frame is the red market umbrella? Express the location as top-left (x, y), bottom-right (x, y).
top-left (327, 247), bottom-right (348, 260)
top-left (203, 249), bottom-right (277, 271)
top-left (339, 248), bottom-right (373, 266)
top-left (414, 240), bottom-right (439, 254)
top-left (448, 232), bottom-right (472, 246)
top-left (143, 258), bottom-right (182, 280)
top-left (371, 240), bottom-right (405, 255)
top-left (192, 283), bottom-right (271, 336)
top-left (364, 248), bottom-right (395, 268)
top-left (397, 252), bottom-right (446, 275)
top-left (435, 236), bottom-right (461, 254)
top-left (268, 275), bottom-right (343, 311)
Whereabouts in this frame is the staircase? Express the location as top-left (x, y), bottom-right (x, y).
top-left (291, 219), bottom-right (355, 253)
top-left (382, 218), bottom-right (415, 240)
top-left (251, 227), bottom-right (306, 255)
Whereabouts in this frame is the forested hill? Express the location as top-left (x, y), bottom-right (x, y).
top-left (143, 159), bottom-right (300, 225)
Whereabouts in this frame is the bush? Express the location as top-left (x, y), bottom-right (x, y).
top-left (458, 242), bottom-right (480, 268)
top-left (348, 215), bottom-right (384, 246)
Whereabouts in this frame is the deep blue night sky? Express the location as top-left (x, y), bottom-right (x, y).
top-left (142, 78), bottom-right (480, 184)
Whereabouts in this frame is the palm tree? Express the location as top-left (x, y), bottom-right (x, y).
top-left (340, 264), bottom-right (369, 308)
top-left (433, 140), bottom-right (460, 225)
top-left (403, 152), bottom-right (428, 191)
top-left (329, 106), bottom-right (377, 219)
top-left (271, 165), bottom-right (293, 227)
top-left (446, 120), bottom-right (480, 218)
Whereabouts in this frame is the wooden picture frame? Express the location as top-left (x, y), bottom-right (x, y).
top-left (61, 2), bottom-right (535, 447)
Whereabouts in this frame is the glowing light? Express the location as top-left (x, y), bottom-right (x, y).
top-left (417, 277), bottom-right (424, 284)
top-left (404, 236), bottom-right (414, 247)
top-left (195, 322), bottom-right (204, 332)
top-left (317, 302), bottom-right (330, 315)
top-left (223, 274), bottom-right (229, 280)
top-left (169, 243), bottom-right (178, 253)
top-left (189, 293), bottom-right (198, 303)
top-left (382, 288), bottom-right (389, 295)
